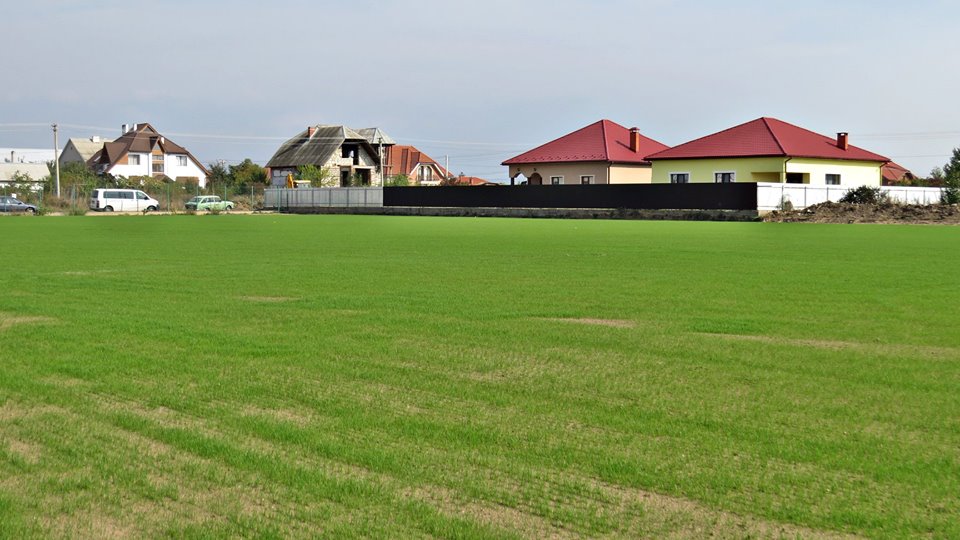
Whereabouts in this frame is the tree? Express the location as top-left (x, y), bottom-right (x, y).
top-left (936, 148), bottom-right (960, 204)
top-left (296, 164), bottom-right (336, 187)
top-left (207, 162), bottom-right (230, 188)
top-left (385, 173), bottom-right (409, 187)
top-left (228, 159), bottom-right (267, 188)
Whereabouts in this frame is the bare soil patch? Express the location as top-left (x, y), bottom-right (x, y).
top-left (696, 332), bottom-right (959, 360)
top-left (238, 296), bottom-right (299, 303)
top-left (538, 317), bottom-right (637, 328)
top-left (0, 312), bottom-right (57, 331)
top-left (764, 202), bottom-right (960, 224)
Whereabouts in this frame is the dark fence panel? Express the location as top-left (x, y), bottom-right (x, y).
top-left (384, 183), bottom-right (758, 211)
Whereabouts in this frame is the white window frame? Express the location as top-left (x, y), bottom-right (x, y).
top-left (176, 155), bottom-right (188, 167)
top-left (128, 154), bottom-right (140, 166)
top-left (580, 175), bottom-right (594, 185)
top-left (714, 171), bottom-right (736, 183)
top-left (825, 173), bottom-right (841, 185)
top-left (550, 176), bottom-right (563, 185)
top-left (669, 172), bottom-right (690, 184)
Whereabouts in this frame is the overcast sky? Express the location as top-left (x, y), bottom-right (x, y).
top-left (3, 0), bottom-right (959, 180)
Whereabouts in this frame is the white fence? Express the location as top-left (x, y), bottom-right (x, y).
top-left (264, 187), bottom-right (383, 209)
top-left (757, 183), bottom-right (944, 211)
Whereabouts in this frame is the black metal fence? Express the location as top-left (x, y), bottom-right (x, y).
top-left (384, 183), bottom-right (758, 211)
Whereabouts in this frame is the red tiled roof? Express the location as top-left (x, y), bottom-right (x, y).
top-left (645, 118), bottom-right (889, 163)
top-left (502, 120), bottom-right (669, 165)
top-left (455, 175), bottom-right (496, 186)
top-left (881, 161), bottom-right (914, 183)
top-left (387, 145), bottom-right (450, 178)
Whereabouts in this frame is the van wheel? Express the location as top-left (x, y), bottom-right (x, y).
top-left (146, 205), bottom-right (157, 212)
top-left (104, 206), bottom-right (113, 212)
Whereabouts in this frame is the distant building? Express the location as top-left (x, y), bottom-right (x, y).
top-left (452, 174), bottom-right (497, 186)
top-left (59, 136), bottom-right (110, 168)
top-left (385, 145), bottom-right (451, 186)
top-left (266, 125), bottom-right (395, 187)
top-left (502, 120), bottom-right (669, 185)
top-left (1, 148), bottom-right (55, 164)
top-left (88, 123), bottom-right (209, 187)
top-left (881, 162), bottom-right (917, 185)
top-left (0, 163), bottom-right (49, 191)
top-left (646, 118), bottom-right (889, 187)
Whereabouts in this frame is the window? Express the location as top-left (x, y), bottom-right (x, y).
top-left (580, 175), bottom-right (594, 185)
top-left (128, 154), bottom-right (140, 165)
top-left (714, 172), bottom-right (735, 183)
top-left (826, 174), bottom-right (841, 185)
top-left (670, 173), bottom-right (690, 184)
top-left (418, 165), bottom-right (432, 182)
top-left (550, 176), bottom-right (563, 185)
top-left (176, 155), bottom-right (188, 167)
top-left (152, 163), bottom-right (164, 174)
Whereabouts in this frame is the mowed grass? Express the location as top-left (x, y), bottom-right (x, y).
top-left (0, 214), bottom-right (958, 538)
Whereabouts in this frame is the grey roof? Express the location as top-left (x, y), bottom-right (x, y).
top-left (266, 125), bottom-right (388, 168)
top-left (0, 163), bottom-right (50, 182)
top-left (357, 127), bottom-right (395, 145)
top-left (63, 137), bottom-right (109, 162)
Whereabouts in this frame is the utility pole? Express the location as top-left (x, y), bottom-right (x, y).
top-left (378, 135), bottom-right (384, 187)
top-left (52, 123), bottom-right (61, 197)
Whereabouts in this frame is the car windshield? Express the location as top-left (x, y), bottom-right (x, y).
top-left (188, 197), bottom-right (201, 203)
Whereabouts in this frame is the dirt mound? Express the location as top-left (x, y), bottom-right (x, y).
top-left (764, 202), bottom-right (960, 224)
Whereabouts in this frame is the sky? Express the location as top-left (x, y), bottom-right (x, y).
top-left (3, 0), bottom-right (959, 181)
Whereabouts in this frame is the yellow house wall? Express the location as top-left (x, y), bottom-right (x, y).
top-left (508, 162), bottom-right (610, 184)
top-left (609, 165), bottom-right (653, 184)
top-left (786, 158), bottom-right (881, 186)
top-left (652, 157), bottom-right (882, 186)
top-left (651, 157), bottom-right (786, 183)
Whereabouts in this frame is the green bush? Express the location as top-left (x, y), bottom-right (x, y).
top-left (840, 186), bottom-right (888, 205)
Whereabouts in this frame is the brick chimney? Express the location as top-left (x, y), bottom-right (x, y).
top-left (629, 127), bottom-right (641, 153)
top-left (307, 126), bottom-right (316, 137)
top-left (837, 132), bottom-right (849, 150)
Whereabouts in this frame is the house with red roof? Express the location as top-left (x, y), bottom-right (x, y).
top-left (881, 162), bottom-right (917, 185)
top-left (385, 145), bottom-right (451, 186)
top-left (502, 120), bottom-right (669, 185)
top-left (645, 118), bottom-right (889, 187)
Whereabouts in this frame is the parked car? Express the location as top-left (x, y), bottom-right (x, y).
top-left (89, 188), bottom-right (159, 212)
top-left (185, 195), bottom-right (234, 211)
top-left (0, 196), bottom-right (38, 214)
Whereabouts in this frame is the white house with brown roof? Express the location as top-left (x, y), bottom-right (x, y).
top-left (88, 124), bottom-right (209, 187)
top-left (502, 120), bottom-right (669, 185)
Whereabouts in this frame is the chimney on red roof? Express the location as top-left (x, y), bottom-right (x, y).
top-left (307, 126), bottom-right (316, 137)
top-left (629, 127), bottom-right (641, 153)
top-left (837, 132), bottom-right (849, 150)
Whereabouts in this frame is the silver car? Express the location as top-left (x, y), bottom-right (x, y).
top-left (0, 196), bottom-right (37, 214)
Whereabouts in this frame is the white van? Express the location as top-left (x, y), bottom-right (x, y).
top-left (89, 189), bottom-right (159, 212)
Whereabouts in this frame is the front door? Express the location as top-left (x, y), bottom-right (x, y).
top-left (529, 173), bottom-right (542, 185)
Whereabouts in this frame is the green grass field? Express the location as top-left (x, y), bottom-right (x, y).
top-left (0, 214), bottom-right (958, 538)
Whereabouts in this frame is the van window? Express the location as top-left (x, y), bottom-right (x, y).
top-left (105, 191), bottom-right (120, 198)
top-left (121, 192), bottom-right (134, 199)
top-left (137, 192), bottom-right (149, 200)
